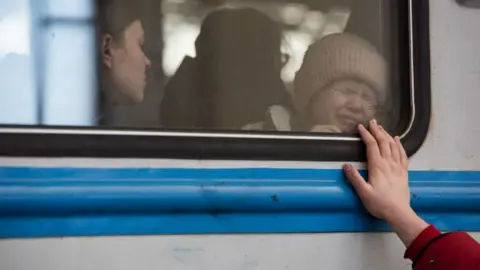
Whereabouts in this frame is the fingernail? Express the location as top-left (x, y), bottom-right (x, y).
top-left (395, 136), bottom-right (400, 141)
top-left (378, 125), bottom-right (383, 130)
top-left (343, 164), bottom-right (351, 171)
top-left (371, 119), bottom-right (377, 126)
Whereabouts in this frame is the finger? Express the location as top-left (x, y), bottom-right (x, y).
top-left (381, 128), bottom-right (400, 163)
top-left (370, 120), bottom-right (391, 158)
top-left (343, 164), bottom-right (371, 198)
top-left (377, 125), bottom-right (393, 158)
top-left (390, 139), bottom-right (400, 163)
top-left (358, 124), bottom-right (381, 161)
top-left (395, 136), bottom-right (409, 169)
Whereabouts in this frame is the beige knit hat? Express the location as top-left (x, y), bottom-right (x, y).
top-left (293, 33), bottom-right (388, 117)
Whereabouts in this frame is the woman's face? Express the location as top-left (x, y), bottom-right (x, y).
top-left (308, 79), bottom-right (378, 132)
top-left (103, 20), bottom-right (151, 104)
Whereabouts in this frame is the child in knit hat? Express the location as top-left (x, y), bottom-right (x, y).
top-left (293, 33), bottom-right (388, 133)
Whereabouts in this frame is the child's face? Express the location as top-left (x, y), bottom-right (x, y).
top-left (308, 79), bottom-right (378, 133)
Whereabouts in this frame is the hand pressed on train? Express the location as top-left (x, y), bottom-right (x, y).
top-left (343, 119), bottom-right (428, 246)
top-left (343, 119), bottom-right (410, 221)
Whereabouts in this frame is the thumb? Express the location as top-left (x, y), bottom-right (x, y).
top-left (343, 164), bottom-right (370, 197)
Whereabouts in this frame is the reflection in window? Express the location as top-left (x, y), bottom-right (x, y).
top-left (0, 0), bottom-right (35, 124)
top-left (1, 0), bottom-right (394, 136)
top-left (0, 0), bottom-right (95, 126)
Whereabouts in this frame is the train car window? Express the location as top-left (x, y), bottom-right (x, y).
top-left (0, 0), bottom-right (430, 160)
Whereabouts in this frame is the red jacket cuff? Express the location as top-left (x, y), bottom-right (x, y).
top-left (404, 225), bottom-right (441, 260)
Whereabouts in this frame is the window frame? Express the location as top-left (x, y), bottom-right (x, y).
top-left (0, 0), bottom-right (430, 161)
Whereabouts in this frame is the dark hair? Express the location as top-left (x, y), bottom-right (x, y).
top-left (193, 8), bottom-right (290, 128)
top-left (195, 8), bottom-right (282, 61)
top-left (96, 0), bottom-right (141, 40)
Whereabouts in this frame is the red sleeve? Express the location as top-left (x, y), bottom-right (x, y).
top-left (404, 225), bottom-right (480, 270)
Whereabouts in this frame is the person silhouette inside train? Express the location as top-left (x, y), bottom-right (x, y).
top-left (97, 0), bottom-right (152, 125)
top-left (161, 7), bottom-right (292, 130)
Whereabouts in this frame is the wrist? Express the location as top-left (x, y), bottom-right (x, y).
top-left (384, 206), bottom-right (417, 226)
top-left (384, 206), bottom-right (429, 247)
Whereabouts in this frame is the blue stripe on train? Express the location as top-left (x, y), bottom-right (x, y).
top-left (0, 167), bottom-right (479, 237)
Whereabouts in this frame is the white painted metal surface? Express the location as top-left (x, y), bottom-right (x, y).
top-left (0, 0), bottom-right (479, 269)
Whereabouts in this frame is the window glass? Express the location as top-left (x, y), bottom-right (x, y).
top-left (0, 0), bottom-right (36, 124)
top-left (0, 0), bottom-right (399, 134)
